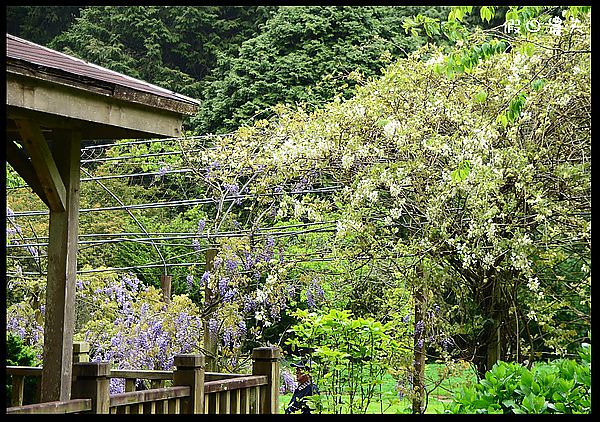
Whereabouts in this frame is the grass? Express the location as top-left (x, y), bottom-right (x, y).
top-left (279, 362), bottom-right (478, 414)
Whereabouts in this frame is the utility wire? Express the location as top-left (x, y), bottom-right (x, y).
top-left (10, 185), bottom-right (344, 217)
top-left (80, 167), bottom-right (168, 274)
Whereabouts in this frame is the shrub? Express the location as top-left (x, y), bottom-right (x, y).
top-left (6, 332), bottom-right (40, 405)
top-left (445, 342), bottom-right (591, 414)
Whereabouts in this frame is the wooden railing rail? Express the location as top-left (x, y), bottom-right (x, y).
top-left (6, 366), bottom-right (43, 406)
top-left (204, 374), bottom-right (268, 393)
top-left (109, 386), bottom-right (190, 414)
top-left (204, 374), bottom-right (268, 414)
top-left (6, 398), bottom-right (92, 414)
top-left (110, 369), bottom-right (173, 391)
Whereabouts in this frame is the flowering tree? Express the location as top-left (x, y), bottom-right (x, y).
top-left (195, 5), bottom-right (590, 411)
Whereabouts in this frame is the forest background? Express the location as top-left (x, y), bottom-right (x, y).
top-left (6, 5), bottom-right (591, 414)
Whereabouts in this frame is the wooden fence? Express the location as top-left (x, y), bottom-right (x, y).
top-left (6, 346), bottom-right (280, 414)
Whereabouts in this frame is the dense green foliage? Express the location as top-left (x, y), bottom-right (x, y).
top-left (192, 6), bottom-right (450, 133)
top-left (445, 342), bottom-right (591, 414)
top-left (6, 6), bottom-right (81, 45)
top-left (6, 333), bottom-right (40, 405)
top-left (287, 308), bottom-right (407, 414)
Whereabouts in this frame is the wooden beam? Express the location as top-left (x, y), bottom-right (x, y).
top-left (8, 77), bottom-right (187, 138)
top-left (5, 139), bottom-right (51, 208)
top-left (41, 130), bottom-right (81, 402)
top-left (14, 119), bottom-right (66, 212)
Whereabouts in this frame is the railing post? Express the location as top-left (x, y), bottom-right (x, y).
top-left (72, 361), bottom-right (111, 414)
top-left (173, 354), bottom-right (205, 414)
top-left (252, 347), bottom-right (280, 414)
top-left (73, 341), bottom-right (90, 363)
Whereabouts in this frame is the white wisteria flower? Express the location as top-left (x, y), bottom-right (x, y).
top-left (341, 153), bottom-right (355, 170)
top-left (383, 119), bottom-right (402, 139)
top-left (527, 277), bottom-right (540, 292)
top-left (368, 190), bottom-right (379, 202)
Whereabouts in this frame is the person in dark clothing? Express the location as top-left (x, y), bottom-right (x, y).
top-left (285, 359), bottom-right (319, 414)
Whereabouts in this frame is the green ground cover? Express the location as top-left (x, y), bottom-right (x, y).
top-left (279, 362), bottom-right (478, 414)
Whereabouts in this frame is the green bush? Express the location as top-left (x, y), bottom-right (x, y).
top-left (6, 332), bottom-right (40, 405)
top-left (445, 342), bottom-right (591, 414)
top-left (286, 308), bottom-right (406, 414)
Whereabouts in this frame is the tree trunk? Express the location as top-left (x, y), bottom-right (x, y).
top-left (203, 248), bottom-right (218, 372)
top-left (412, 279), bottom-right (426, 414)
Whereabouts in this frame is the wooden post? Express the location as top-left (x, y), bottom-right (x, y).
top-left (252, 347), bottom-right (280, 414)
top-left (173, 354), bottom-right (205, 414)
top-left (39, 128), bottom-right (81, 402)
top-left (71, 341), bottom-right (90, 393)
top-left (161, 275), bottom-right (172, 303)
top-left (73, 341), bottom-right (90, 363)
top-left (204, 248), bottom-right (218, 372)
top-left (72, 361), bottom-right (111, 414)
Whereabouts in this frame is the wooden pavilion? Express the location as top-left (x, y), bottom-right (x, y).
top-left (6, 33), bottom-right (200, 403)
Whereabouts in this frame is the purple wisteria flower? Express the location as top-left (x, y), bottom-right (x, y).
top-left (237, 320), bottom-right (247, 337)
top-left (186, 274), bottom-right (194, 290)
top-left (415, 320), bottom-right (425, 336)
top-left (158, 166), bottom-right (168, 177)
top-left (197, 219), bottom-right (206, 233)
top-left (223, 288), bottom-right (236, 303)
top-left (225, 258), bottom-right (238, 273)
top-left (218, 277), bottom-right (229, 296)
top-left (260, 236), bottom-right (276, 262)
top-left (26, 245), bottom-right (38, 257)
top-left (205, 161), bottom-right (220, 178)
top-left (200, 271), bottom-right (210, 287)
top-left (208, 319), bottom-right (218, 340)
top-left (307, 289), bottom-right (315, 309)
top-left (224, 183), bottom-right (242, 205)
top-left (243, 298), bottom-right (256, 313)
top-left (244, 251), bottom-right (254, 270)
top-left (192, 240), bottom-right (201, 253)
top-left (287, 285), bottom-right (296, 300)
top-left (281, 371), bottom-right (298, 394)
top-left (312, 278), bottom-right (325, 302)
top-left (441, 337), bottom-right (453, 351)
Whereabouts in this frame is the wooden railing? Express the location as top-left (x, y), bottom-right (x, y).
top-left (6, 346), bottom-right (280, 414)
top-left (6, 399), bottom-right (92, 414)
top-left (109, 386), bottom-right (191, 414)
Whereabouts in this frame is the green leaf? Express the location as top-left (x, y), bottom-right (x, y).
top-left (474, 90), bottom-right (487, 103)
top-left (531, 79), bottom-right (546, 91)
top-left (521, 42), bottom-right (535, 57)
